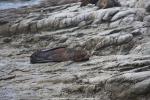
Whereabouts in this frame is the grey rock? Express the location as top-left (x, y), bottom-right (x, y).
top-left (1, 0), bottom-right (150, 100)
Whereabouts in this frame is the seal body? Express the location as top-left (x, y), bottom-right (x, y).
top-left (30, 47), bottom-right (89, 64)
top-left (80, 0), bottom-right (120, 8)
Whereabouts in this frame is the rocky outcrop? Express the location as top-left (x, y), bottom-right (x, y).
top-left (40, 0), bottom-right (80, 6)
top-left (0, 0), bottom-right (150, 100)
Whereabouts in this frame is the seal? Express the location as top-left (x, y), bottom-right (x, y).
top-left (80, 0), bottom-right (120, 8)
top-left (30, 47), bottom-right (90, 64)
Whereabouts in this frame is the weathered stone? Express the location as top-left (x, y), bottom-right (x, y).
top-left (1, 0), bottom-right (150, 99)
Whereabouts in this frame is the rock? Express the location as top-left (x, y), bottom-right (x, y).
top-left (80, 0), bottom-right (121, 9)
top-left (80, 0), bottom-right (99, 7)
top-left (146, 4), bottom-right (150, 12)
top-left (3, 38), bottom-right (12, 43)
top-left (0, 24), bottom-right (10, 36)
top-left (111, 9), bottom-right (136, 21)
top-left (131, 42), bottom-right (150, 55)
top-left (96, 0), bottom-right (121, 9)
top-left (1, 0), bottom-right (150, 99)
top-left (0, 20), bottom-right (9, 25)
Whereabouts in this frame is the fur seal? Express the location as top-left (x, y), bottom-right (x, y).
top-left (80, 0), bottom-right (120, 9)
top-left (30, 47), bottom-right (90, 64)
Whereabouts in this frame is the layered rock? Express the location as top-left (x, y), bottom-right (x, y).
top-left (0, 0), bottom-right (150, 100)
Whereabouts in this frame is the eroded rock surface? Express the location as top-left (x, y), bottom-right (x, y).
top-left (0, 0), bottom-right (150, 100)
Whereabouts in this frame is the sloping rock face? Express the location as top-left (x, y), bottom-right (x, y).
top-left (1, 0), bottom-right (150, 100)
top-left (40, 0), bottom-right (80, 6)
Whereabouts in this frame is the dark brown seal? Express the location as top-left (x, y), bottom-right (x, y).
top-left (30, 47), bottom-right (90, 64)
top-left (80, 0), bottom-right (120, 9)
